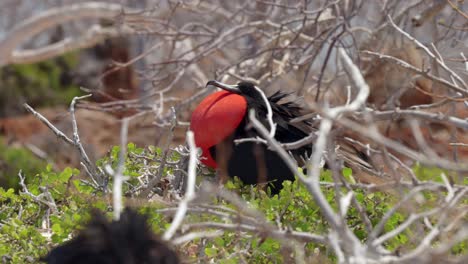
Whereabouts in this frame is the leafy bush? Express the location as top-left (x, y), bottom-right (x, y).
top-left (0, 53), bottom-right (81, 117)
top-left (0, 144), bottom-right (466, 263)
top-left (0, 137), bottom-right (47, 189)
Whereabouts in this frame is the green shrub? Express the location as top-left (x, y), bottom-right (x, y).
top-left (0, 53), bottom-right (81, 117)
top-left (0, 137), bottom-right (47, 189)
top-left (0, 143), bottom-right (465, 263)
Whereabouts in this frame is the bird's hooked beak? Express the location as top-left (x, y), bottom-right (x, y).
top-left (206, 80), bottom-right (241, 94)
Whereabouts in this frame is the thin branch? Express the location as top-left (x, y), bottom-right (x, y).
top-left (70, 94), bottom-right (104, 185)
top-left (369, 108), bottom-right (468, 129)
top-left (388, 15), bottom-right (467, 90)
top-left (362, 50), bottom-right (468, 96)
top-left (114, 118), bottom-right (130, 220)
top-left (23, 104), bottom-right (74, 145)
top-left (0, 2), bottom-right (136, 65)
top-left (253, 84), bottom-right (277, 137)
top-left (163, 130), bottom-right (198, 240)
top-left (184, 222), bottom-right (328, 244)
top-left (18, 171), bottom-right (57, 213)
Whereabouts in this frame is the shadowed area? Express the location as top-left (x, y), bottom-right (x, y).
top-left (42, 209), bottom-right (180, 264)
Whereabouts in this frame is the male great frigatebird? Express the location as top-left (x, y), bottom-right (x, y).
top-left (190, 80), bottom-right (374, 193)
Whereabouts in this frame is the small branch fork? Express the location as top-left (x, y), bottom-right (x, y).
top-left (104, 117), bottom-right (130, 220)
top-left (163, 131), bottom-right (198, 241)
top-left (18, 171), bottom-right (57, 213)
top-left (24, 96), bottom-right (105, 188)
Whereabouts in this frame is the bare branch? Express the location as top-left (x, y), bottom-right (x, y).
top-left (18, 171), bottom-right (57, 213)
top-left (0, 2), bottom-right (136, 65)
top-left (113, 117), bottom-right (130, 220)
top-left (362, 50), bottom-right (468, 96)
top-left (23, 103), bottom-right (74, 145)
top-left (70, 94), bottom-right (105, 185)
top-left (163, 130), bottom-right (198, 241)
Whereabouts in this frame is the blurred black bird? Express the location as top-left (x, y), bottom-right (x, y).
top-left (42, 209), bottom-right (180, 264)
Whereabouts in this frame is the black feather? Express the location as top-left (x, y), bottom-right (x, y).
top-left (209, 82), bottom-right (312, 194)
top-left (208, 81), bottom-right (377, 193)
top-left (42, 209), bottom-right (180, 264)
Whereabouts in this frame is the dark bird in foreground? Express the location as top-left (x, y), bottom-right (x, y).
top-left (191, 80), bottom-right (375, 194)
top-left (42, 209), bottom-right (180, 264)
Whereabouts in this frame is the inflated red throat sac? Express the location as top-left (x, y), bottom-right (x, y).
top-left (190, 90), bottom-right (247, 168)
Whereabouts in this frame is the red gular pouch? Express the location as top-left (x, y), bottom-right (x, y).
top-left (190, 91), bottom-right (247, 168)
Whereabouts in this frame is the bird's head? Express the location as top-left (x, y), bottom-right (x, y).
top-left (206, 80), bottom-right (263, 103)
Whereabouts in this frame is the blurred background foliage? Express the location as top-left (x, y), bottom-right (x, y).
top-left (0, 137), bottom-right (46, 188)
top-left (0, 52), bottom-right (82, 189)
top-left (0, 52), bottom-right (81, 117)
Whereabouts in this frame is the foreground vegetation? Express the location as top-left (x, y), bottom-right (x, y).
top-left (0, 144), bottom-right (466, 263)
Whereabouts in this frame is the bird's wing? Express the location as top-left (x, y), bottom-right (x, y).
top-left (267, 91), bottom-right (313, 142)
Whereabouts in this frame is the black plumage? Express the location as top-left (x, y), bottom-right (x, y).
top-left (42, 209), bottom-right (180, 264)
top-left (204, 81), bottom-right (376, 194)
top-left (207, 81), bottom-right (313, 193)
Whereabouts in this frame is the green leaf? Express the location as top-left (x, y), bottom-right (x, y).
top-left (205, 247), bottom-right (218, 257)
top-left (58, 167), bottom-right (74, 183)
top-left (342, 167), bottom-right (352, 177)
